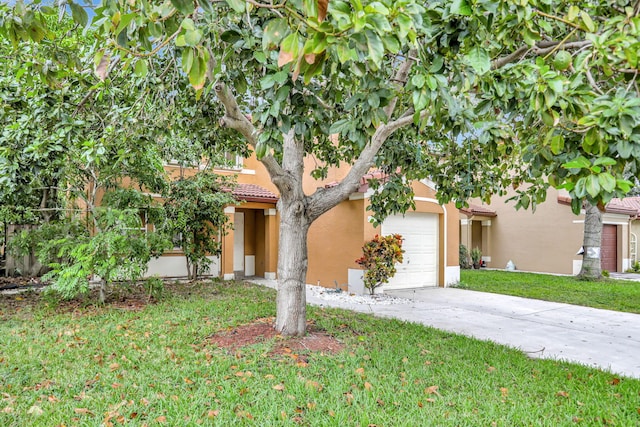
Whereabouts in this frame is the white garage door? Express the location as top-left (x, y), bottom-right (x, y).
top-left (381, 213), bottom-right (438, 289)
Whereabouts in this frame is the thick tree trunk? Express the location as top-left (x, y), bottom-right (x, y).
top-left (275, 199), bottom-right (310, 336)
top-left (579, 202), bottom-right (603, 279)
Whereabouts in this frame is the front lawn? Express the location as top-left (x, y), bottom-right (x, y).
top-left (459, 269), bottom-right (640, 314)
top-left (1, 281), bottom-right (638, 426)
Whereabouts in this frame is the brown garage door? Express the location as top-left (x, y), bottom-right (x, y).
top-left (601, 225), bottom-right (617, 272)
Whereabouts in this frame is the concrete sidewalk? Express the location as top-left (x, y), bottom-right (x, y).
top-left (251, 279), bottom-right (640, 379)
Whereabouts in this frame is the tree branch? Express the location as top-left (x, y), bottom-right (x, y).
top-left (383, 49), bottom-right (417, 120)
top-left (307, 110), bottom-right (429, 222)
top-left (214, 82), bottom-right (284, 178)
top-left (492, 40), bottom-right (592, 69)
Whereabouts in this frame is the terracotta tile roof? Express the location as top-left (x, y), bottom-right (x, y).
top-left (606, 197), bottom-right (640, 216)
top-left (557, 195), bottom-right (640, 216)
top-left (459, 203), bottom-right (497, 218)
top-left (232, 184), bottom-right (278, 203)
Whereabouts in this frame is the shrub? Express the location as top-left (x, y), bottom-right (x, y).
top-left (355, 234), bottom-right (404, 295)
top-left (459, 244), bottom-right (471, 269)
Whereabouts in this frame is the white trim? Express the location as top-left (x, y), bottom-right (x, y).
top-left (482, 256), bottom-right (491, 262)
top-left (573, 220), bottom-right (585, 224)
top-left (223, 273), bottom-right (235, 280)
top-left (445, 266), bottom-right (460, 287)
top-left (572, 260), bottom-right (582, 276)
top-left (264, 272), bottom-right (276, 280)
top-left (419, 178), bottom-right (437, 191)
top-left (460, 219), bottom-right (469, 225)
top-left (349, 192), bottom-right (365, 200)
top-left (481, 220), bottom-right (492, 226)
top-left (264, 208), bottom-right (277, 216)
top-left (602, 213), bottom-right (631, 223)
top-left (224, 206), bottom-right (236, 214)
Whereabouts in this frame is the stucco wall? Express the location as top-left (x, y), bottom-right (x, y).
top-left (471, 188), bottom-right (584, 274)
top-left (306, 198), bottom-right (365, 288)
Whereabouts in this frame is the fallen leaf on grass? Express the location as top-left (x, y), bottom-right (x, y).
top-left (499, 387), bottom-right (508, 398)
top-left (273, 384), bottom-right (285, 391)
top-left (156, 415), bottom-right (167, 423)
top-left (556, 391), bottom-right (569, 398)
top-left (2, 406), bottom-right (13, 413)
top-left (425, 385), bottom-right (441, 396)
top-left (74, 408), bottom-right (94, 415)
top-left (609, 377), bottom-right (620, 385)
top-left (207, 410), bottom-right (219, 418)
top-left (364, 382), bottom-right (372, 390)
top-left (28, 405), bottom-right (44, 416)
top-left (486, 366), bottom-right (496, 373)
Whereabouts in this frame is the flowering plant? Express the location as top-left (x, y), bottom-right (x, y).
top-left (355, 234), bottom-right (404, 295)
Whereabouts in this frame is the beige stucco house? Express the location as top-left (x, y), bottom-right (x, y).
top-left (146, 151), bottom-right (460, 291)
top-left (460, 188), bottom-right (640, 275)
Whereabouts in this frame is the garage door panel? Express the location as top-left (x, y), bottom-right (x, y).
top-left (381, 213), bottom-right (438, 289)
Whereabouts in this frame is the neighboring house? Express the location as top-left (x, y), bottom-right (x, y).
top-left (145, 153), bottom-right (461, 291)
top-left (459, 188), bottom-right (639, 275)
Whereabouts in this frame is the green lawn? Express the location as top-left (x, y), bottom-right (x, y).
top-left (459, 269), bottom-right (640, 314)
top-left (1, 281), bottom-right (639, 426)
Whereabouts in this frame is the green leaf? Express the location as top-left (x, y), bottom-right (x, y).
top-left (580, 11), bottom-right (596, 32)
top-left (170, 0), bottom-right (195, 15)
top-left (134, 59), bottom-right (148, 77)
top-left (69, 2), bottom-right (88, 27)
top-left (450, 0), bottom-right (472, 16)
top-left (184, 29), bottom-right (203, 46)
top-left (225, 0), bottom-right (246, 13)
top-left (115, 13), bottom-right (136, 37)
top-left (617, 140), bottom-right (633, 159)
top-left (585, 175), bottom-right (600, 198)
top-left (412, 88), bottom-right (428, 111)
top-left (550, 135), bottom-right (564, 155)
top-left (365, 30), bottom-right (384, 67)
top-left (598, 173), bottom-right (616, 193)
top-left (263, 18), bottom-right (289, 50)
top-left (182, 48), bottom-right (194, 74)
top-left (411, 74), bottom-right (425, 89)
top-left (465, 47), bottom-right (491, 75)
top-left (617, 179), bottom-right (634, 193)
top-left (562, 156), bottom-right (590, 170)
top-left (575, 178), bottom-right (587, 198)
top-left (364, 2), bottom-right (390, 15)
top-left (199, 0), bottom-right (215, 15)
top-left (593, 157), bottom-right (616, 167)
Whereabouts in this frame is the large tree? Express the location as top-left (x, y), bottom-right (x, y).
top-left (4, 0), bottom-right (640, 334)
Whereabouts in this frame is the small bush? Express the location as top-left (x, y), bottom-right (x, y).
top-left (355, 234), bottom-right (405, 295)
top-left (459, 244), bottom-right (471, 269)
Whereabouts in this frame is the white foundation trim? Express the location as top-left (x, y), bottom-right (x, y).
top-left (223, 273), bottom-right (235, 280)
top-left (245, 255), bottom-right (255, 276)
top-left (445, 266), bottom-right (460, 287)
top-left (264, 272), bottom-right (276, 280)
top-left (572, 260), bottom-right (582, 276)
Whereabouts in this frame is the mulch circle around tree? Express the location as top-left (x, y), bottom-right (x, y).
top-left (205, 317), bottom-right (345, 359)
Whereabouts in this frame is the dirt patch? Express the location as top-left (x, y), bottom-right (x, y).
top-left (206, 318), bottom-right (345, 359)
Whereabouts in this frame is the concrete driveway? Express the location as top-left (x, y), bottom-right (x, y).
top-left (295, 283), bottom-right (640, 379)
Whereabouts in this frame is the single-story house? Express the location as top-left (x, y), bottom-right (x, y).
top-left (146, 152), bottom-right (460, 291)
top-left (460, 188), bottom-right (640, 275)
